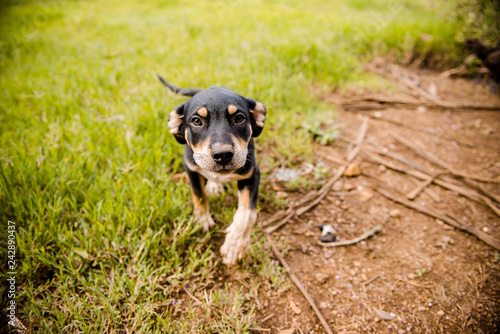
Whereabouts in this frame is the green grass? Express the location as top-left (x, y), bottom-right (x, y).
top-left (0, 0), bottom-right (475, 331)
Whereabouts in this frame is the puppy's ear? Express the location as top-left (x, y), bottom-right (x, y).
top-left (168, 102), bottom-right (187, 144)
top-left (245, 98), bottom-right (267, 137)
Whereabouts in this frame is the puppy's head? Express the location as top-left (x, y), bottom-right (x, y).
top-left (168, 86), bottom-right (266, 173)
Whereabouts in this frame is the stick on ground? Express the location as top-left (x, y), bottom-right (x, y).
top-left (266, 234), bottom-right (334, 334)
top-left (391, 133), bottom-right (500, 184)
top-left (347, 116), bottom-right (369, 162)
top-left (363, 150), bottom-right (500, 218)
top-left (376, 187), bottom-right (500, 250)
top-left (317, 225), bottom-right (382, 247)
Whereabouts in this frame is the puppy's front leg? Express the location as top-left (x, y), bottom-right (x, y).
top-left (220, 168), bottom-right (260, 265)
top-left (186, 168), bottom-right (215, 233)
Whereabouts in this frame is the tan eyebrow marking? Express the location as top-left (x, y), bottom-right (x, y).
top-left (228, 104), bottom-right (238, 115)
top-left (197, 107), bottom-right (208, 117)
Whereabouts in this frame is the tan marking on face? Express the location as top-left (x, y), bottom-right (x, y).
top-left (185, 129), bottom-right (193, 149)
top-left (211, 144), bottom-right (233, 153)
top-left (192, 138), bottom-right (211, 154)
top-left (228, 104), bottom-right (238, 115)
top-left (238, 188), bottom-right (251, 211)
top-left (197, 107), bottom-right (208, 118)
top-left (233, 134), bottom-right (250, 149)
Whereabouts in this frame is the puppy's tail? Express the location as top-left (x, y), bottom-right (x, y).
top-left (157, 74), bottom-right (203, 97)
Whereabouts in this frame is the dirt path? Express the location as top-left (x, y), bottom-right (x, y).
top-left (251, 64), bottom-right (500, 334)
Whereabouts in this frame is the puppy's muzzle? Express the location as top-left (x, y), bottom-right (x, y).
top-left (212, 149), bottom-right (234, 166)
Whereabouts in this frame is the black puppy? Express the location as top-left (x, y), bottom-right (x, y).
top-left (158, 75), bottom-right (266, 265)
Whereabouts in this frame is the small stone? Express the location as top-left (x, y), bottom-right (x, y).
top-left (398, 329), bottom-right (405, 334)
top-left (319, 301), bottom-right (328, 309)
top-left (482, 227), bottom-right (490, 233)
top-left (358, 189), bottom-right (374, 202)
top-left (333, 180), bottom-right (343, 192)
top-left (301, 245), bottom-right (308, 254)
top-left (378, 164), bottom-right (387, 173)
top-left (343, 183), bottom-right (354, 191)
top-left (315, 273), bottom-right (330, 284)
top-left (408, 273), bottom-right (416, 279)
top-left (344, 163), bottom-right (361, 177)
top-left (390, 209), bottom-right (401, 218)
top-left (437, 310), bottom-right (445, 317)
top-left (320, 224), bottom-right (336, 243)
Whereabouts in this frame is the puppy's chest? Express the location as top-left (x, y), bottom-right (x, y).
top-left (186, 160), bottom-right (253, 184)
top-left (198, 169), bottom-right (250, 184)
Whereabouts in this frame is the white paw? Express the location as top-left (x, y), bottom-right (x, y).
top-left (220, 229), bottom-right (251, 265)
top-left (194, 213), bottom-right (216, 233)
top-left (206, 181), bottom-right (224, 196)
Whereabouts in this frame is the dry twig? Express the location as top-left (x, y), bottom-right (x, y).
top-left (376, 187), bottom-right (500, 250)
top-left (368, 63), bottom-right (500, 111)
top-left (317, 225), bottom-right (382, 247)
top-left (347, 116), bottom-right (369, 162)
top-left (391, 133), bottom-right (500, 184)
top-left (363, 150), bottom-right (500, 218)
top-left (367, 114), bottom-right (474, 148)
top-left (264, 117), bottom-right (369, 232)
top-left (266, 234), bottom-right (334, 334)
top-left (406, 172), bottom-right (445, 200)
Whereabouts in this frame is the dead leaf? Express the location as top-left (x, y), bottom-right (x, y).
top-left (278, 329), bottom-right (295, 334)
top-left (289, 300), bottom-right (302, 314)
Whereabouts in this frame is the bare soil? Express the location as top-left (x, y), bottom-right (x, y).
top-left (194, 64), bottom-right (500, 334)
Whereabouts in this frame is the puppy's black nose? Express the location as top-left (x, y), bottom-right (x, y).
top-left (212, 150), bottom-right (234, 165)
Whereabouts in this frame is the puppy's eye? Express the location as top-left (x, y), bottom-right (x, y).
top-left (234, 114), bottom-right (245, 124)
top-left (191, 117), bottom-right (202, 127)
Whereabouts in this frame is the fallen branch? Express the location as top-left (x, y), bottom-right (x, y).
top-left (291, 190), bottom-right (319, 209)
top-left (391, 133), bottom-right (500, 184)
top-left (363, 151), bottom-right (500, 218)
top-left (266, 234), bottom-right (334, 334)
top-left (368, 114), bottom-right (474, 148)
top-left (317, 225), bottom-right (382, 247)
top-left (261, 210), bottom-right (287, 228)
top-left (367, 64), bottom-right (500, 111)
top-left (347, 116), bottom-right (369, 162)
top-left (406, 172), bottom-right (445, 200)
top-left (265, 210), bottom-right (296, 234)
top-left (265, 167), bottom-right (346, 234)
top-left (376, 187), bottom-right (500, 250)
top-left (295, 166), bottom-right (346, 216)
